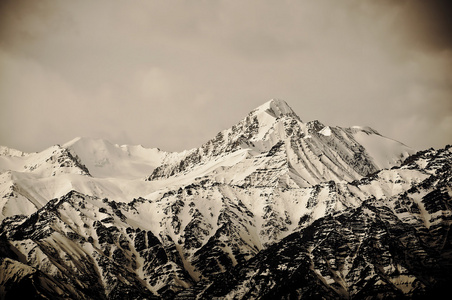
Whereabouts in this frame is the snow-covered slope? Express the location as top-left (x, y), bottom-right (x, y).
top-left (1, 99), bottom-right (448, 299)
top-left (1, 146), bottom-right (450, 299)
top-left (0, 99), bottom-right (413, 222)
top-left (0, 144), bottom-right (90, 177)
top-left (0, 138), bottom-right (189, 220)
top-left (183, 146), bottom-right (452, 299)
top-left (63, 137), bottom-right (169, 179)
top-left (148, 99), bottom-right (413, 187)
top-left (349, 126), bottom-right (413, 169)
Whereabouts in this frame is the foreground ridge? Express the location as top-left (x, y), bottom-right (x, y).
top-left (0, 99), bottom-right (450, 299)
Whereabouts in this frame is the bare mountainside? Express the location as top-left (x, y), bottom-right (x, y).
top-left (1, 99), bottom-right (450, 299)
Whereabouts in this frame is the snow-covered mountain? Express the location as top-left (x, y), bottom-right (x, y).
top-left (1, 99), bottom-right (450, 299)
top-left (148, 99), bottom-right (413, 187)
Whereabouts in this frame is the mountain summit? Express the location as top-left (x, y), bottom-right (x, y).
top-left (252, 98), bottom-right (301, 120)
top-left (62, 137), bottom-right (168, 179)
top-left (148, 99), bottom-right (413, 187)
top-left (1, 99), bottom-right (449, 299)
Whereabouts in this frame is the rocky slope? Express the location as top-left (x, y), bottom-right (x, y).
top-left (147, 99), bottom-right (413, 188)
top-left (0, 99), bottom-right (450, 299)
top-left (179, 147), bottom-right (452, 299)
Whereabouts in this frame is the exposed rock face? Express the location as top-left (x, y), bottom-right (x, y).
top-left (147, 99), bottom-right (413, 187)
top-left (0, 100), bottom-right (450, 299)
top-left (177, 147), bottom-right (452, 299)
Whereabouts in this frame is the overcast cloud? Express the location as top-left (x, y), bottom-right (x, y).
top-left (1, 0), bottom-right (451, 152)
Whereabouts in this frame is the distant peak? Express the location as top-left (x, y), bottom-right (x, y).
top-left (252, 99), bottom-right (301, 121)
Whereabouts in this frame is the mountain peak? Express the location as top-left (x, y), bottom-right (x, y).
top-left (252, 99), bottom-right (301, 121)
top-left (62, 136), bottom-right (167, 179)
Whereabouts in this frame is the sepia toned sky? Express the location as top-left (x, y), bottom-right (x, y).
top-left (1, 0), bottom-right (451, 152)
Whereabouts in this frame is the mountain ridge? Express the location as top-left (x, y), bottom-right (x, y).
top-left (146, 99), bottom-right (413, 187)
top-left (0, 99), bottom-right (450, 299)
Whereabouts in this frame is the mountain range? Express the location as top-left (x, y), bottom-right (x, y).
top-left (0, 99), bottom-right (450, 299)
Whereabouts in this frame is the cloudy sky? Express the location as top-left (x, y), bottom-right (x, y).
top-left (1, 0), bottom-right (451, 153)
